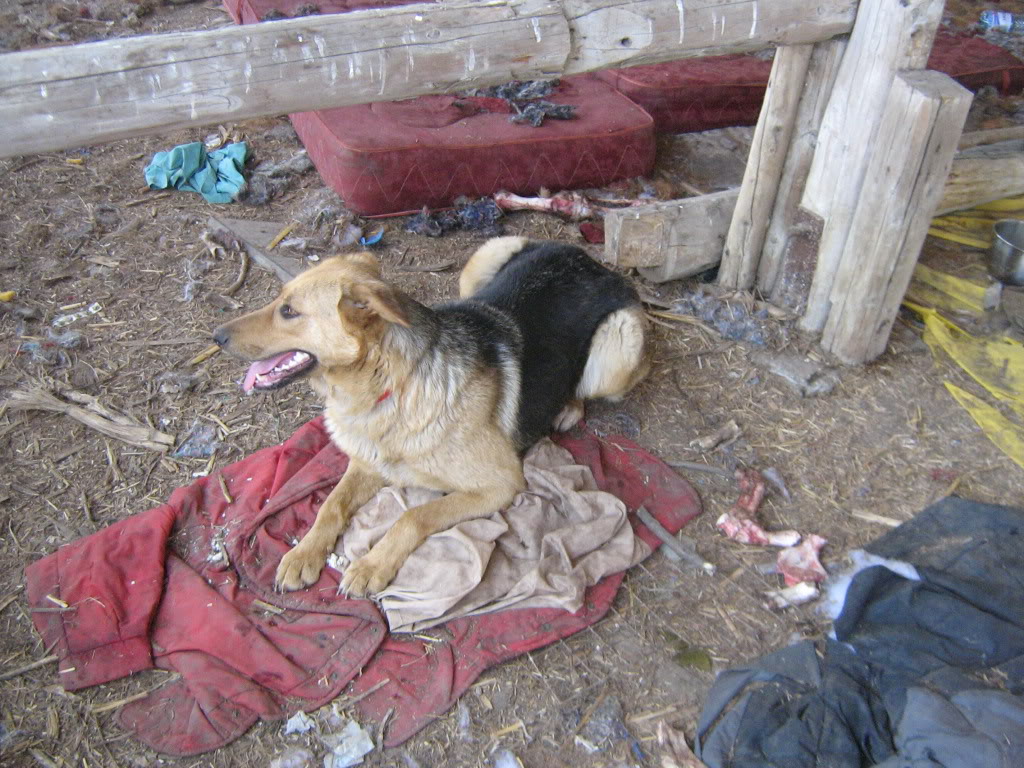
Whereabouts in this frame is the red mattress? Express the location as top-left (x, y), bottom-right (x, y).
top-left (596, 30), bottom-right (1024, 134)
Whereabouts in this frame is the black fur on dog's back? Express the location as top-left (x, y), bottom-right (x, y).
top-left (467, 241), bottom-right (640, 449)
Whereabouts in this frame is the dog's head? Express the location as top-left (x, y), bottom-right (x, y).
top-left (212, 252), bottom-right (409, 393)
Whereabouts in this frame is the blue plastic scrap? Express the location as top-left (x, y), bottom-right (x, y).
top-left (144, 142), bottom-right (249, 204)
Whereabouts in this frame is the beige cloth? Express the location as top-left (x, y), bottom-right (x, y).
top-left (330, 439), bottom-right (651, 632)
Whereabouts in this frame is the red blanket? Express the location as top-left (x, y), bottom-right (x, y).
top-left (26, 419), bottom-right (701, 756)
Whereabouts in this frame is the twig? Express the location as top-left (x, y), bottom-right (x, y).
top-left (666, 460), bottom-right (734, 479)
top-left (0, 654), bottom-right (58, 682)
top-left (394, 260), bottom-right (455, 273)
top-left (635, 506), bottom-right (716, 574)
top-left (268, 222), bottom-right (296, 250)
top-left (223, 248), bottom-right (250, 296)
top-left (188, 344), bottom-right (221, 367)
top-left (337, 678), bottom-right (390, 708)
top-left (0, 586), bottom-right (23, 615)
top-left (218, 474), bottom-right (234, 504)
top-left (3, 387), bottom-right (174, 452)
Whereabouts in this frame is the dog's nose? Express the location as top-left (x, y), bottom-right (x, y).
top-left (212, 326), bottom-right (230, 347)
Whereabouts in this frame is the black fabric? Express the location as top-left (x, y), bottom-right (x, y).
top-left (695, 497), bottom-right (1024, 768)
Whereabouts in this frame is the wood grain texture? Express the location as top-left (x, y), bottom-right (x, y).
top-left (0, 0), bottom-right (857, 158)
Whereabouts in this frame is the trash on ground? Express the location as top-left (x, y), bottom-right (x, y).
top-left (656, 720), bottom-right (708, 768)
top-left (283, 710), bottom-right (316, 735)
top-left (670, 290), bottom-right (775, 346)
top-left (635, 506), bottom-right (715, 574)
top-left (493, 190), bottom-right (594, 221)
top-left (761, 467), bottom-right (791, 501)
top-left (689, 420), bottom-right (741, 452)
top-left (463, 79), bottom-right (576, 127)
top-left (144, 141), bottom-right (248, 204)
top-left (52, 302), bottom-right (102, 328)
top-left (491, 749), bottom-right (525, 768)
top-left (406, 198), bottom-right (503, 237)
top-left (3, 386), bottom-right (174, 452)
top-left (321, 719), bottom-right (375, 768)
top-left (750, 349), bottom-right (839, 397)
top-left (207, 215), bottom-right (304, 283)
top-left (765, 581), bottom-right (820, 610)
top-left (359, 225), bottom-right (384, 246)
top-left (905, 263), bottom-right (1001, 317)
top-left (269, 746), bottom-right (316, 768)
top-left (21, 329), bottom-right (85, 366)
top-left (0, 290), bottom-right (15, 302)
top-left (173, 421), bottom-right (220, 459)
top-left (715, 469), bottom-right (801, 548)
top-left (579, 220), bottom-right (605, 243)
top-left (578, 695), bottom-right (640, 756)
top-left (776, 535), bottom-right (828, 586)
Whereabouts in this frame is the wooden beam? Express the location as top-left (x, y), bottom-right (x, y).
top-left (606, 146), bottom-right (1024, 282)
top-left (936, 140), bottom-right (1024, 215)
top-left (759, 37), bottom-right (847, 301)
top-left (794, 0), bottom-right (944, 333)
top-left (602, 191), bottom-right (737, 280)
top-left (0, 0), bottom-right (857, 158)
top-left (821, 70), bottom-right (971, 364)
top-left (718, 43), bottom-right (813, 290)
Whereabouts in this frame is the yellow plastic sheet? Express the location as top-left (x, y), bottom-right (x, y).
top-left (929, 195), bottom-right (1024, 249)
top-left (945, 382), bottom-right (1024, 471)
top-left (904, 263), bottom-right (995, 316)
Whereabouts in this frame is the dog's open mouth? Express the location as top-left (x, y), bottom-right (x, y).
top-left (242, 350), bottom-right (316, 393)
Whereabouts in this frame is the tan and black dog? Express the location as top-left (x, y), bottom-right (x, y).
top-left (212, 236), bottom-right (647, 596)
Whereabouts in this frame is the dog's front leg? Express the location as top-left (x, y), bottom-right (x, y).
top-left (276, 460), bottom-right (385, 591)
top-left (341, 482), bottom-right (520, 597)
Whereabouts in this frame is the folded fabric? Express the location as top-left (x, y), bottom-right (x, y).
top-left (25, 418), bottom-right (702, 756)
top-left (695, 497), bottom-right (1024, 768)
top-left (144, 141), bottom-right (248, 203)
top-left (334, 438), bottom-right (651, 632)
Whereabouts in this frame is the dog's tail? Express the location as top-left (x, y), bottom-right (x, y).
top-left (458, 236), bottom-right (528, 298)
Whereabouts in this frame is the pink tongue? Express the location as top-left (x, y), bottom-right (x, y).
top-left (242, 351), bottom-right (296, 393)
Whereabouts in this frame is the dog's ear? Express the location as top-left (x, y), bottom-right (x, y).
top-left (341, 281), bottom-right (410, 327)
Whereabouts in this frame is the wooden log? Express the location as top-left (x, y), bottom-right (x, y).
top-left (794, 0), bottom-right (944, 333)
top-left (957, 126), bottom-right (1024, 150)
top-left (0, 0), bottom-right (858, 159)
top-left (608, 143), bottom-right (1024, 282)
top-left (602, 191), bottom-right (738, 280)
top-left (719, 44), bottom-right (813, 290)
top-left (821, 71), bottom-right (972, 365)
top-left (935, 140), bottom-right (1024, 215)
top-left (759, 37), bottom-right (847, 300)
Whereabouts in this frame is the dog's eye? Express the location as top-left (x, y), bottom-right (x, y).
top-left (279, 303), bottom-right (299, 320)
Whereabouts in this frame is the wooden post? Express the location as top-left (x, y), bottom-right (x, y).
top-left (821, 70), bottom-right (972, 364)
top-left (0, 0), bottom-right (858, 158)
top-left (758, 37), bottom-right (847, 301)
top-left (793, 0), bottom-right (944, 333)
top-left (936, 140), bottom-right (1024, 215)
top-left (718, 44), bottom-right (813, 290)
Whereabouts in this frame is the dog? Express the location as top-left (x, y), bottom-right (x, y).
top-left (212, 236), bottom-right (648, 596)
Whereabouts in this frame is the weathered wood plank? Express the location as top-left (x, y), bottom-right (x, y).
top-left (936, 140), bottom-right (1024, 215)
top-left (0, 0), bottom-right (857, 158)
top-left (759, 37), bottom-right (847, 301)
top-left (795, 0), bottom-right (944, 333)
top-left (718, 43), bottom-right (812, 290)
top-left (602, 191), bottom-right (738, 280)
top-left (822, 70), bottom-right (971, 364)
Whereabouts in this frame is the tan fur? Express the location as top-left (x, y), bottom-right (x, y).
top-left (214, 247), bottom-right (646, 597)
top-left (215, 253), bottom-right (523, 596)
top-left (459, 236), bottom-right (527, 298)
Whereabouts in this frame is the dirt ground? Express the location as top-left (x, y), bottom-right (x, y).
top-left (2, 1), bottom-right (1024, 767)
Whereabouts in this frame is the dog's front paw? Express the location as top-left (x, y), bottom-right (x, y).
top-left (340, 554), bottom-right (397, 598)
top-left (276, 544), bottom-right (328, 591)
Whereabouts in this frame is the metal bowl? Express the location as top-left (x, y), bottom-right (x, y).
top-left (990, 219), bottom-right (1024, 286)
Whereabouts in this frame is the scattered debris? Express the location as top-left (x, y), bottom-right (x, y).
top-left (765, 581), bottom-right (820, 610)
top-left (456, 699), bottom-right (473, 742)
top-left (207, 216), bottom-right (304, 283)
top-left (493, 190), bottom-right (594, 221)
top-left (394, 260), bottom-right (455, 273)
top-left (635, 506), bottom-right (715, 574)
top-left (321, 719), bottom-right (375, 768)
top-left (256, 150), bottom-right (314, 179)
top-left (406, 198), bottom-right (503, 237)
top-left (761, 467), bottom-right (792, 501)
top-left (359, 225), bottom-right (384, 247)
top-left (283, 710), bottom-right (316, 736)
top-left (689, 419), bottom-right (741, 452)
top-left (750, 349), bottom-right (839, 397)
top-left (577, 695), bottom-right (641, 758)
top-left (491, 749), bottom-right (525, 768)
top-left (0, 290), bottom-right (15, 302)
top-left (656, 720), bottom-right (708, 768)
top-left (587, 410), bottom-right (641, 439)
top-left (510, 100), bottom-right (576, 127)
top-left (715, 469), bottom-right (801, 548)
top-left (173, 421), bottom-right (219, 459)
top-left (578, 220), bottom-right (605, 243)
top-left (463, 80), bottom-right (576, 127)
top-left (21, 328), bottom-right (85, 366)
top-left (144, 141), bottom-right (248, 204)
top-left (776, 535), bottom-right (828, 586)
top-left (670, 289), bottom-right (775, 345)
top-left (156, 371), bottom-right (199, 395)
top-left (52, 301), bottom-right (102, 328)
top-left (661, 632), bottom-right (713, 673)
top-left (269, 746), bottom-right (315, 768)
top-left (207, 528), bottom-right (230, 570)
top-left (3, 387), bottom-right (175, 452)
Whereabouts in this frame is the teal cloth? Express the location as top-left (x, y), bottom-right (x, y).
top-left (144, 141), bottom-right (248, 204)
